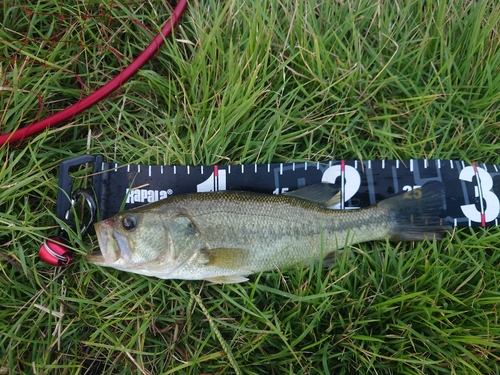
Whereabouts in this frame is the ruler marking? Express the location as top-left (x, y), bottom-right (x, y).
top-left (254, 164), bottom-right (257, 173)
top-left (450, 160), bottom-right (454, 169)
top-left (354, 160), bottom-right (358, 169)
top-left (316, 161), bottom-right (320, 170)
top-left (292, 162), bottom-right (296, 171)
top-left (127, 164), bottom-right (130, 173)
top-left (424, 159), bottom-right (428, 169)
top-left (391, 166), bottom-right (399, 193)
top-left (472, 162), bottom-right (486, 227)
top-left (382, 160), bottom-right (385, 169)
top-left (148, 165), bottom-right (151, 177)
top-left (137, 165), bottom-right (140, 173)
top-left (410, 159), bottom-right (414, 172)
top-left (279, 163), bottom-right (283, 175)
top-left (201, 166), bottom-right (204, 175)
top-left (187, 166), bottom-right (190, 175)
top-left (341, 160), bottom-right (346, 210)
top-left (365, 160), bottom-right (376, 205)
top-left (494, 165), bottom-right (499, 173)
top-left (173, 166), bottom-right (177, 174)
top-left (161, 166), bottom-right (163, 174)
top-left (267, 164), bottom-right (270, 173)
top-left (305, 162), bottom-right (308, 171)
top-left (437, 159), bottom-right (441, 169)
top-left (483, 163), bottom-right (488, 171)
top-left (114, 163), bottom-right (118, 172)
top-left (396, 160), bottom-right (400, 169)
top-left (368, 160), bottom-right (371, 169)
top-left (214, 166), bottom-right (218, 191)
top-left (241, 165), bottom-right (244, 174)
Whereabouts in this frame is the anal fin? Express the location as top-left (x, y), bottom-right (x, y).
top-left (322, 251), bottom-right (338, 267)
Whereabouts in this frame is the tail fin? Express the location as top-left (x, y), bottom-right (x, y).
top-left (378, 181), bottom-right (451, 242)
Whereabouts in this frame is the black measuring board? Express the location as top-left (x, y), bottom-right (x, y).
top-left (57, 155), bottom-right (500, 228)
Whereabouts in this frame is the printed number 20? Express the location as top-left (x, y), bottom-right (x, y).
top-left (460, 166), bottom-right (500, 223)
top-left (321, 165), bottom-right (361, 208)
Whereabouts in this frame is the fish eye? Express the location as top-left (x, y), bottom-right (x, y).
top-left (121, 214), bottom-right (137, 231)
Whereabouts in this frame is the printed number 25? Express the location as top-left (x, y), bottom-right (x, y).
top-left (460, 166), bottom-right (500, 222)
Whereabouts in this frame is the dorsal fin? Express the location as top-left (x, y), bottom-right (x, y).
top-left (285, 183), bottom-right (341, 208)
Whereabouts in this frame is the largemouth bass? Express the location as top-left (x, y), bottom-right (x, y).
top-left (87, 182), bottom-right (449, 283)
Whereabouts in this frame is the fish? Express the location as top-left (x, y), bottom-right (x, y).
top-left (86, 181), bottom-right (450, 283)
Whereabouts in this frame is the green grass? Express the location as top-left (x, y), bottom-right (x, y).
top-left (1, 0), bottom-right (500, 373)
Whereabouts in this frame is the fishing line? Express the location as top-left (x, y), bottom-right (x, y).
top-left (0, 0), bottom-right (188, 146)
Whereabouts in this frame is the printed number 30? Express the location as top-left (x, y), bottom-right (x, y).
top-left (460, 166), bottom-right (500, 223)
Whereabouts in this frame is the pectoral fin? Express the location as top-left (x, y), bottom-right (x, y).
top-left (204, 275), bottom-right (249, 284)
top-left (285, 183), bottom-right (341, 207)
top-left (201, 247), bottom-right (251, 269)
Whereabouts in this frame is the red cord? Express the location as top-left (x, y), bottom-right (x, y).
top-left (0, 0), bottom-right (188, 146)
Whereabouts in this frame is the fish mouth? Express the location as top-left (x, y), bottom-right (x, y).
top-left (86, 221), bottom-right (110, 264)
